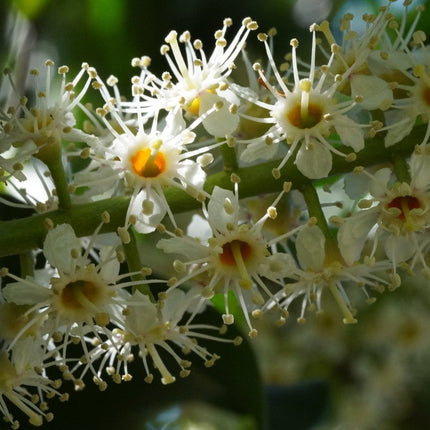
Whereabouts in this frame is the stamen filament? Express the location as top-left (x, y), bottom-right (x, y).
top-left (328, 280), bottom-right (357, 324)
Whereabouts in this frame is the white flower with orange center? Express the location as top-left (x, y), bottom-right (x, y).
top-left (338, 145), bottom-right (430, 274)
top-left (236, 26), bottom-right (366, 179)
top-left (121, 18), bottom-right (258, 137)
top-left (1, 223), bottom-right (162, 370)
top-left (74, 89), bottom-right (221, 232)
top-left (157, 182), bottom-right (297, 337)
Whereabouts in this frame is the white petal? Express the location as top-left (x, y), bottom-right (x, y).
top-left (295, 141), bottom-right (332, 179)
top-left (3, 280), bottom-right (51, 305)
top-left (296, 225), bottom-right (325, 271)
top-left (384, 110), bottom-right (415, 147)
top-left (156, 235), bottom-right (209, 260)
top-left (334, 116), bottom-right (364, 152)
top-left (343, 172), bottom-right (370, 200)
top-left (207, 186), bottom-right (239, 233)
top-left (369, 168), bottom-right (391, 198)
top-left (338, 210), bottom-right (378, 265)
top-left (99, 246), bottom-right (120, 282)
top-left (384, 234), bottom-right (416, 263)
top-left (368, 50), bottom-right (412, 75)
top-left (164, 108), bottom-right (186, 136)
top-left (258, 253), bottom-right (297, 280)
top-left (176, 159), bottom-right (206, 190)
top-left (410, 147), bottom-right (430, 190)
top-left (162, 289), bottom-right (187, 323)
top-left (130, 189), bottom-right (167, 234)
top-left (186, 214), bottom-right (212, 242)
top-left (239, 138), bottom-right (279, 163)
top-left (73, 164), bottom-right (118, 200)
top-left (43, 224), bottom-right (80, 273)
top-left (126, 290), bottom-right (157, 332)
top-left (351, 74), bottom-right (393, 110)
top-left (199, 91), bottom-right (239, 137)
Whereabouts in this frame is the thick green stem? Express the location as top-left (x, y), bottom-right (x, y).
top-left (36, 140), bottom-right (71, 210)
top-left (0, 127), bottom-right (422, 258)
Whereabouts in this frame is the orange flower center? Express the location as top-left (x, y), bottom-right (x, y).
top-left (61, 280), bottom-right (99, 309)
top-left (219, 240), bottom-right (252, 266)
top-left (386, 195), bottom-right (421, 220)
top-left (422, 86), bottom-right (430, 107)
top-left (287, 102), bottom-right (323, 129)
top-left (131, 148), bottom-right (166, 178)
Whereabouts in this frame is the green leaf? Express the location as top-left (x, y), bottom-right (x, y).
top-left (11, 0), bottom-right (50, 19)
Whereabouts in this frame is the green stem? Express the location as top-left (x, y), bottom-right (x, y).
top-left (0, 126), bottom-right (422, 258)
top-left (122, 227), bottom-right (155, 301)
top-left (300, 180), bottom-right (333, 241)
top-left (19, 251), bottom-right (34, 277)
top-left (219, 138), bottom-right (238, 172)
top-left (36, 140), bottom-right (71, 210)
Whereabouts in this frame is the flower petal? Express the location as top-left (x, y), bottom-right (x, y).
top-left (295, 140), bottom-right (332, 179)
top-left (199, 91), bottom-right (239, 137)
top-left (296, 225), bottom-right (325, 271)
top-left (338, 210), bottom-right (378, 265)
top-left (43, 224), bottom-right (81, 273)
top-left (351, 74), bottom-right (393, 111)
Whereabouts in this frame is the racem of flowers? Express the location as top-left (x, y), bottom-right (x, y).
top-left (1, 1), bottom-right (430, 428)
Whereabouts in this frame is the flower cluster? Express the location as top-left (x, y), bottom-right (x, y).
top-left (1, 1), bottom-right (430, 427)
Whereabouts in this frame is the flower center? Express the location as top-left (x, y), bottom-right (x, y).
top-left (287, 102), bottom-right (323, 129)
top-left (60, 279), bottom-right (99, 310)
top-left (131, 147), bottom-right (166, 178)
top-left (219, 240), bottom-right (252, 266)
top-left (422, 86), bottom-right (430, 107)
top-left (386, 195), bottom-right (421, 220)
top-left (219, 240), bottom-right (253, 289)
top-left (186, 97), bottom-right (200, 116)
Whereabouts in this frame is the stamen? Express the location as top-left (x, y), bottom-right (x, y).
top-left (328, 280), bottom-right (357, 324)
top-left (165, 30), bottom-right (194, 88)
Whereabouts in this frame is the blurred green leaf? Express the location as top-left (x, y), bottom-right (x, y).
top-left (11, 0), bottom-right (50, 19)
top-left (88, 0), bottom-right (125, 35)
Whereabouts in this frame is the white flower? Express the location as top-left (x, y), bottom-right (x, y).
top-left (381, 41), bottom-right (430, 147)
top-left (264, 224), bottom-right (392, 324)
top-left (76, 73), bottom-right (223, 233)
top-left (157, 183), bottom-right (297, 336)
top-left (357, 4), bottom-right (428, 146)
top-left (2, 223), bottom-right (163, 369)
top-left (121, 18), bottom-right (258, 137)
top-left (317, 5), bottom-right (393, 82)
top-left (338, 145), bottom-right (430, 274)
top-left (235, 26), bottom-right (367, 179)
top-left (75, 289), bottom-right (235, 386)
top-left (0, 338), bottom-right (64, 428)
top-left (1, 61), bottom-right (96, 173)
